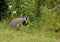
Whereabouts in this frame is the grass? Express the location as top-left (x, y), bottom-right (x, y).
top-left (0, 14), bottom-right (60, 42)
top-left (0, 21), bottom-right (42, 42)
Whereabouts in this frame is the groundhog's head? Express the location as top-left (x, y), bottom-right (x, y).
top-left (22, 15), bottom-right (29, 26)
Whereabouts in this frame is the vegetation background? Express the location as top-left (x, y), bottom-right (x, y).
top-left (0, 0), bottom-right (60, 42)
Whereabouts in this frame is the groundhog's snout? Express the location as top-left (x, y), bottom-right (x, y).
top-left (22, 21), bottom-right (29, 26)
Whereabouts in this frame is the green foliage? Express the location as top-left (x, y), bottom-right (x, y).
top-left (5, 0), bottom-right (41, 21)
top-left (0, 0), bottom-right (8, 20)
top-left (0, 0), bottom-right (60, 21)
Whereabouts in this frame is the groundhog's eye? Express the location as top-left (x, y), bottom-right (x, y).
top-left (24, 17), bottom-right (27, 21)
top-left (25, 18), bottom-right (27, 20)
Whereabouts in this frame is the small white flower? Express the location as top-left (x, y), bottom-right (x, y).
top-left (21, 13), bottom-right (23, 16)
top-left (21, 5), bottom-right (25, 8)
top-left (25, 2), bottom-right (28, 5)
top-left (12, 11), bottom-right (16, 14)
top-left (21, 5), bottom-right (24, 7)
top-left (9, 5), bottom-right (12, 8)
